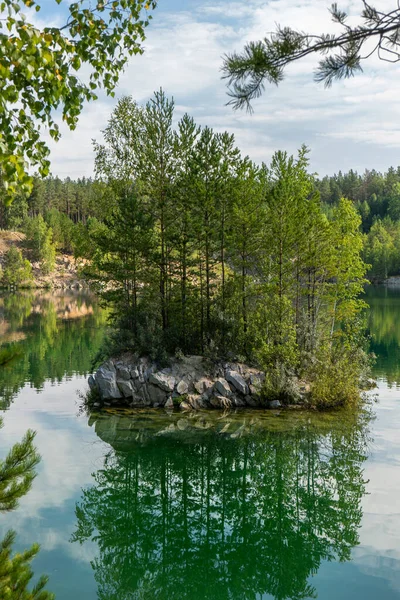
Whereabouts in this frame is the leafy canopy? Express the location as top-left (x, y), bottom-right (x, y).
top-left (0, 0), bottom-right (156, 202)
top-left (222, 1), bottom-right (400, 110)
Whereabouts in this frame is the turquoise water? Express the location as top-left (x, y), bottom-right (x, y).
top-left (0, 288), bottom-right (400, 599)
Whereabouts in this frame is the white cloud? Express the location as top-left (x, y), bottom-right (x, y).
top-left (44, 0), bottom-right (400, 179)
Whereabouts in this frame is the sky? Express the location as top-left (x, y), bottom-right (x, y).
top-left (39, 0), bottom-right (400, 179)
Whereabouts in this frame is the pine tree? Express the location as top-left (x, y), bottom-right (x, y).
top-left (0, 421), bottom-right (54, 599)
top-left (226, 158), bottom-right (266, 356)
top-left (170, 114), bottom-right (201, 352)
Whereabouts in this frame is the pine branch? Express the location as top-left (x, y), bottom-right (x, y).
top-left (222, 2), bottom-right (400, 109)
top-left (0, 429), bottom-right (40, 512)
top-left (0, 420), bottom-right (54, 599)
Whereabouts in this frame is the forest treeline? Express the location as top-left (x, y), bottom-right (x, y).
top-left (317, 168), bottom-right (400, 280)
top-left (2, 137), bottom-right (400, 282)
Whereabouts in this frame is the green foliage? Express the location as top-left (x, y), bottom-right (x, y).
top-left (0, 530), bottom-right (54, 600)
top-left (314, 166), bottom-right (400, 279)
top-left (0, 290), bottom-right (107, 407)
top-left (0, 0), bottom-right (157, 202)
top-left (44, 209), bottom-right (74, 253)
top-left (366, 285), bottom-right (400, 386)
top-left (259, 362), bottom-right (302, 405)
top-left (85, 92), bottom-right (369, 408)
top-left (23, 215), bottom-right (56, 274)
top-left (0, 345), bottom-right (23, 366)
top-left (0, 419), bottom-right (54, 599)
top-left (222, 3), bottom-right (400, 109)
top-left (1, 246), bottom-right (32, 286)
top-left (0, 428), bottom-right (39, 511)
top-left (309, 347), bottom-right (367, 410)
top-left (364, 218), bottom-right (400, 280)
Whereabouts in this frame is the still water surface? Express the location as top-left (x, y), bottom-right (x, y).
top-left (0, 287), bottom-right (399, 599)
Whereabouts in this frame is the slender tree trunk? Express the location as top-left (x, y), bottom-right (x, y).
top-left (205, 212), bottom-right (211, 337)
top-left (160, 197), bottom-right (167, 331)
top-left (242, 231), bottom-right (248, 339)
top-left (221, 204), bottom-right (226, 318)
top-left (199, 244), bottom-right (204, 353)
top-left (181, 237), bottom-right (187, 350)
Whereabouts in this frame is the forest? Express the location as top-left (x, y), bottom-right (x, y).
top-left (3, 128), bottom-right (400, 284)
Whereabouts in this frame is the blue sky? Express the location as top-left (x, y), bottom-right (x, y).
top-left (39, 0), bottom-right (400, 179)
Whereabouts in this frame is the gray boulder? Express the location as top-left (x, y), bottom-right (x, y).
top-left (232, 395), bottom-right (246, 407)
top-left (130, 366), bottom-right (140, 379)
top-left (147, 383), bottom-right (167, 405)
top-left (149, 372), bottom-right (176, 392)
top-left (268, 399), bottom-right (282, 409)
top-left (176, 380), bottom-right (189, 395)
top-left (116, 364), bottom-right (131, 381)
top-left (194, 378), bottom-right (213, 394)
top-left (117, 379), bottom-right (135, 398)
top-left (245, 395), bottom-right (259, 407)
top-left (186, 394), bottom-right (206, 410)
top-left (213, 378), bottom-right (231, 398)
top-left (226, 370), bottom-right (249, 396)
top-left (136, 386), bottom-right (152, 406)
top-left (95, 361), bottom-right (122, 400)
top-left (210, 395), bottom-right (232, 409)
top-left (88, 375), bottom-right (96, 390)
top-left (180, 400), bottom-right (192, 411)
top-left (249, 384), bottom-right (260, 396)
top-left (164, 397), bottom-right (174, 409)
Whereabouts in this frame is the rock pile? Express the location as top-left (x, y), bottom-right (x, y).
top-left (88, 354), bottom-right (279, 410)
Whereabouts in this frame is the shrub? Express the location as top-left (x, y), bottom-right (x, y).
top-left (1, 247), bottom-right (32, 287)
top-left (309, 348), bottom-right (369, 410)
top-left (260, 362), bottom-right (302, 405)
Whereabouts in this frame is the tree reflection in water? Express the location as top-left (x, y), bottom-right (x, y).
top-left (0, 291), bottom-right (106, 407)
top-left (72, 410), bottom-right (371, 600)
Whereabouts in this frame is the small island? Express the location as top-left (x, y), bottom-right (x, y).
top-left (85, 93), bottom-right (370, 412)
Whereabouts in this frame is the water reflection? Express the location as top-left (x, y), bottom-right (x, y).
top-left (0, 291), bottom-right (106, 407)
top-left (366, 285), bottom-right (400, 386)
top-left (72, 410), bottom-right (371, 600)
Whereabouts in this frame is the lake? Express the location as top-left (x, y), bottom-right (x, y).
top-left (0, 286), bottom-right (399, 599)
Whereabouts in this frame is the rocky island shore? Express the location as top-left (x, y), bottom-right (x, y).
top-left (88, 354), bottom-right (311, 411)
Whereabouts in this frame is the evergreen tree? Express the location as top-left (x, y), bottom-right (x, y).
top-left (0, 422), bottom-right (54, 599)
top-left (226, 158), bottom-right (266, 355)
top-left (170, 114), bottom-right (201, 352)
